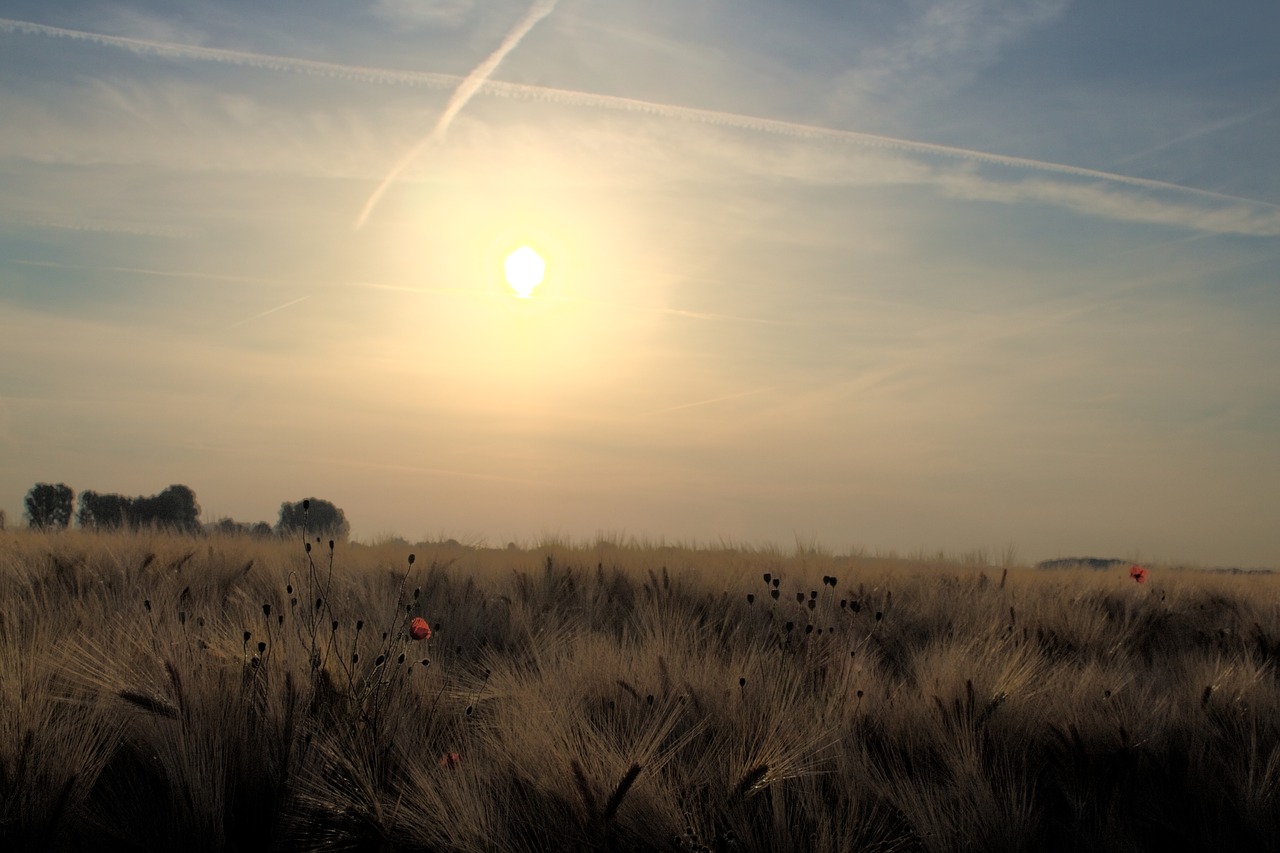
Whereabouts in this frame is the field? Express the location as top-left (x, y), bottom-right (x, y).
top-left (2, 530), bottom-right (1279, 852)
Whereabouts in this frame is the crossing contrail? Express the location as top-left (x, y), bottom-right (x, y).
top-left (353, 0), bottom-right (558, 230)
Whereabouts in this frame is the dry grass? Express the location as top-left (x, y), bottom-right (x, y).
top-left (1, 528), bottom-right (1278, 851)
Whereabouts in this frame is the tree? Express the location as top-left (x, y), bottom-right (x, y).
top-left (77, 485), bottom-right (201, 532)
top-left (277, 497), bottom-right (349, 540)
top-left (142, 484), bottom-right (201, 533)
top-left (78, 490), bottom-right (133, 530)
top-left (25, 483), bottom-right (74, 530)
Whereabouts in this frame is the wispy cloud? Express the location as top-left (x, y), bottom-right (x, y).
top-left (373, 0), bottom-right (477, 30)
top-left (3, 11), bottom-right (1277, 239)
top-left (938, 172), bottom-right (1280, 236)
top-left (646, 387), bottom-right (774, 415)
top-left (835, 0), bottom-right (1071, 109)
top-left (351, 281), bottom-right (789, 327)
top-left (1, 16), bottom-right (1264, 200)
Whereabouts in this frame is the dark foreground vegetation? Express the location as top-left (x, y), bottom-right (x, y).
top-left (2, 530), bottom-right (1279, 852)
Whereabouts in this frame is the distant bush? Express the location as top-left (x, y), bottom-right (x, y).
top-left (1037, 556), bottom-right (1128, 571)
top-left (207, 517), bottom-right (275, 537)
top-left (276, 497), bottom-right (349, 540)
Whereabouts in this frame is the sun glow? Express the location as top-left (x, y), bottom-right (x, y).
top-left (381, 183), bottom-right (665, 403)
top-left (504, 246), bottom-right (545, 298)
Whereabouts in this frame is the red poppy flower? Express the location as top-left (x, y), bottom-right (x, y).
top-left (409, 616), bottom-right (431, 640)
top-left (439, 751), bottom-right (461, 769)
top-left (1129, 564), bottom-right (1148, 584)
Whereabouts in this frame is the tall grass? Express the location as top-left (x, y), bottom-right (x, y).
top-left (1, 528), bottom-right (1277, 851)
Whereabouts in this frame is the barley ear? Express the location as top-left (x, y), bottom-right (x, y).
top-left (604, 763), bottom-right (642, 822)
top-left (118, 689), bottom-right (178, 719)
top-left (733, 764), bottom-right (770, 799)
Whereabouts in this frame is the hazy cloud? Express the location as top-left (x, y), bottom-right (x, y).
top-left (835, 0), bottom-right (1070, 109)
top-left (373, 0), bottom-right (477, 30)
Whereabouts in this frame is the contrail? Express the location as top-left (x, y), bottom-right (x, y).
top-left (4, 13), bottom-right (1276, 217)
top-left (649, 387), bottom-right (774, 415)
top-left (657, 307), bottom-right (785, 325)
top-left (1114, 104), bottom-right (1278, 166)
top-left (0, 17), bottom-right (460, 90)
top-left (353, 0), bottom-right (558, 230)
top-left (323, 457), bottom-right (549, 487)
top-left (230, 294), bottom-right (311, 327)
top-left (0, 208), bottom-right (194, 238)
top-left (473, 77), bottom-right (1270, 210)
top-left (350, 281), bottom-right (475, 296)
top-left (13, 258), bottom-right (283, 285)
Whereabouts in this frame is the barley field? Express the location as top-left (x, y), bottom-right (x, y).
top-left (2, 529), bottom-right (1278, 852)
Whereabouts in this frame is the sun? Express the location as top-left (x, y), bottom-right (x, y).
top-left (503, 246), bottom-right (545, 298)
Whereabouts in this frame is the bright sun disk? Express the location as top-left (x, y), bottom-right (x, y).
top-left (504, 246), bottom-right (545, 298)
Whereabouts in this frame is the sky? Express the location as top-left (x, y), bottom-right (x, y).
top-left (1, 0), bottom-right (1278, 567)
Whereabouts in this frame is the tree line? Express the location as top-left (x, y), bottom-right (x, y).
top-left (18, 483), bottom-right (349, 538)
